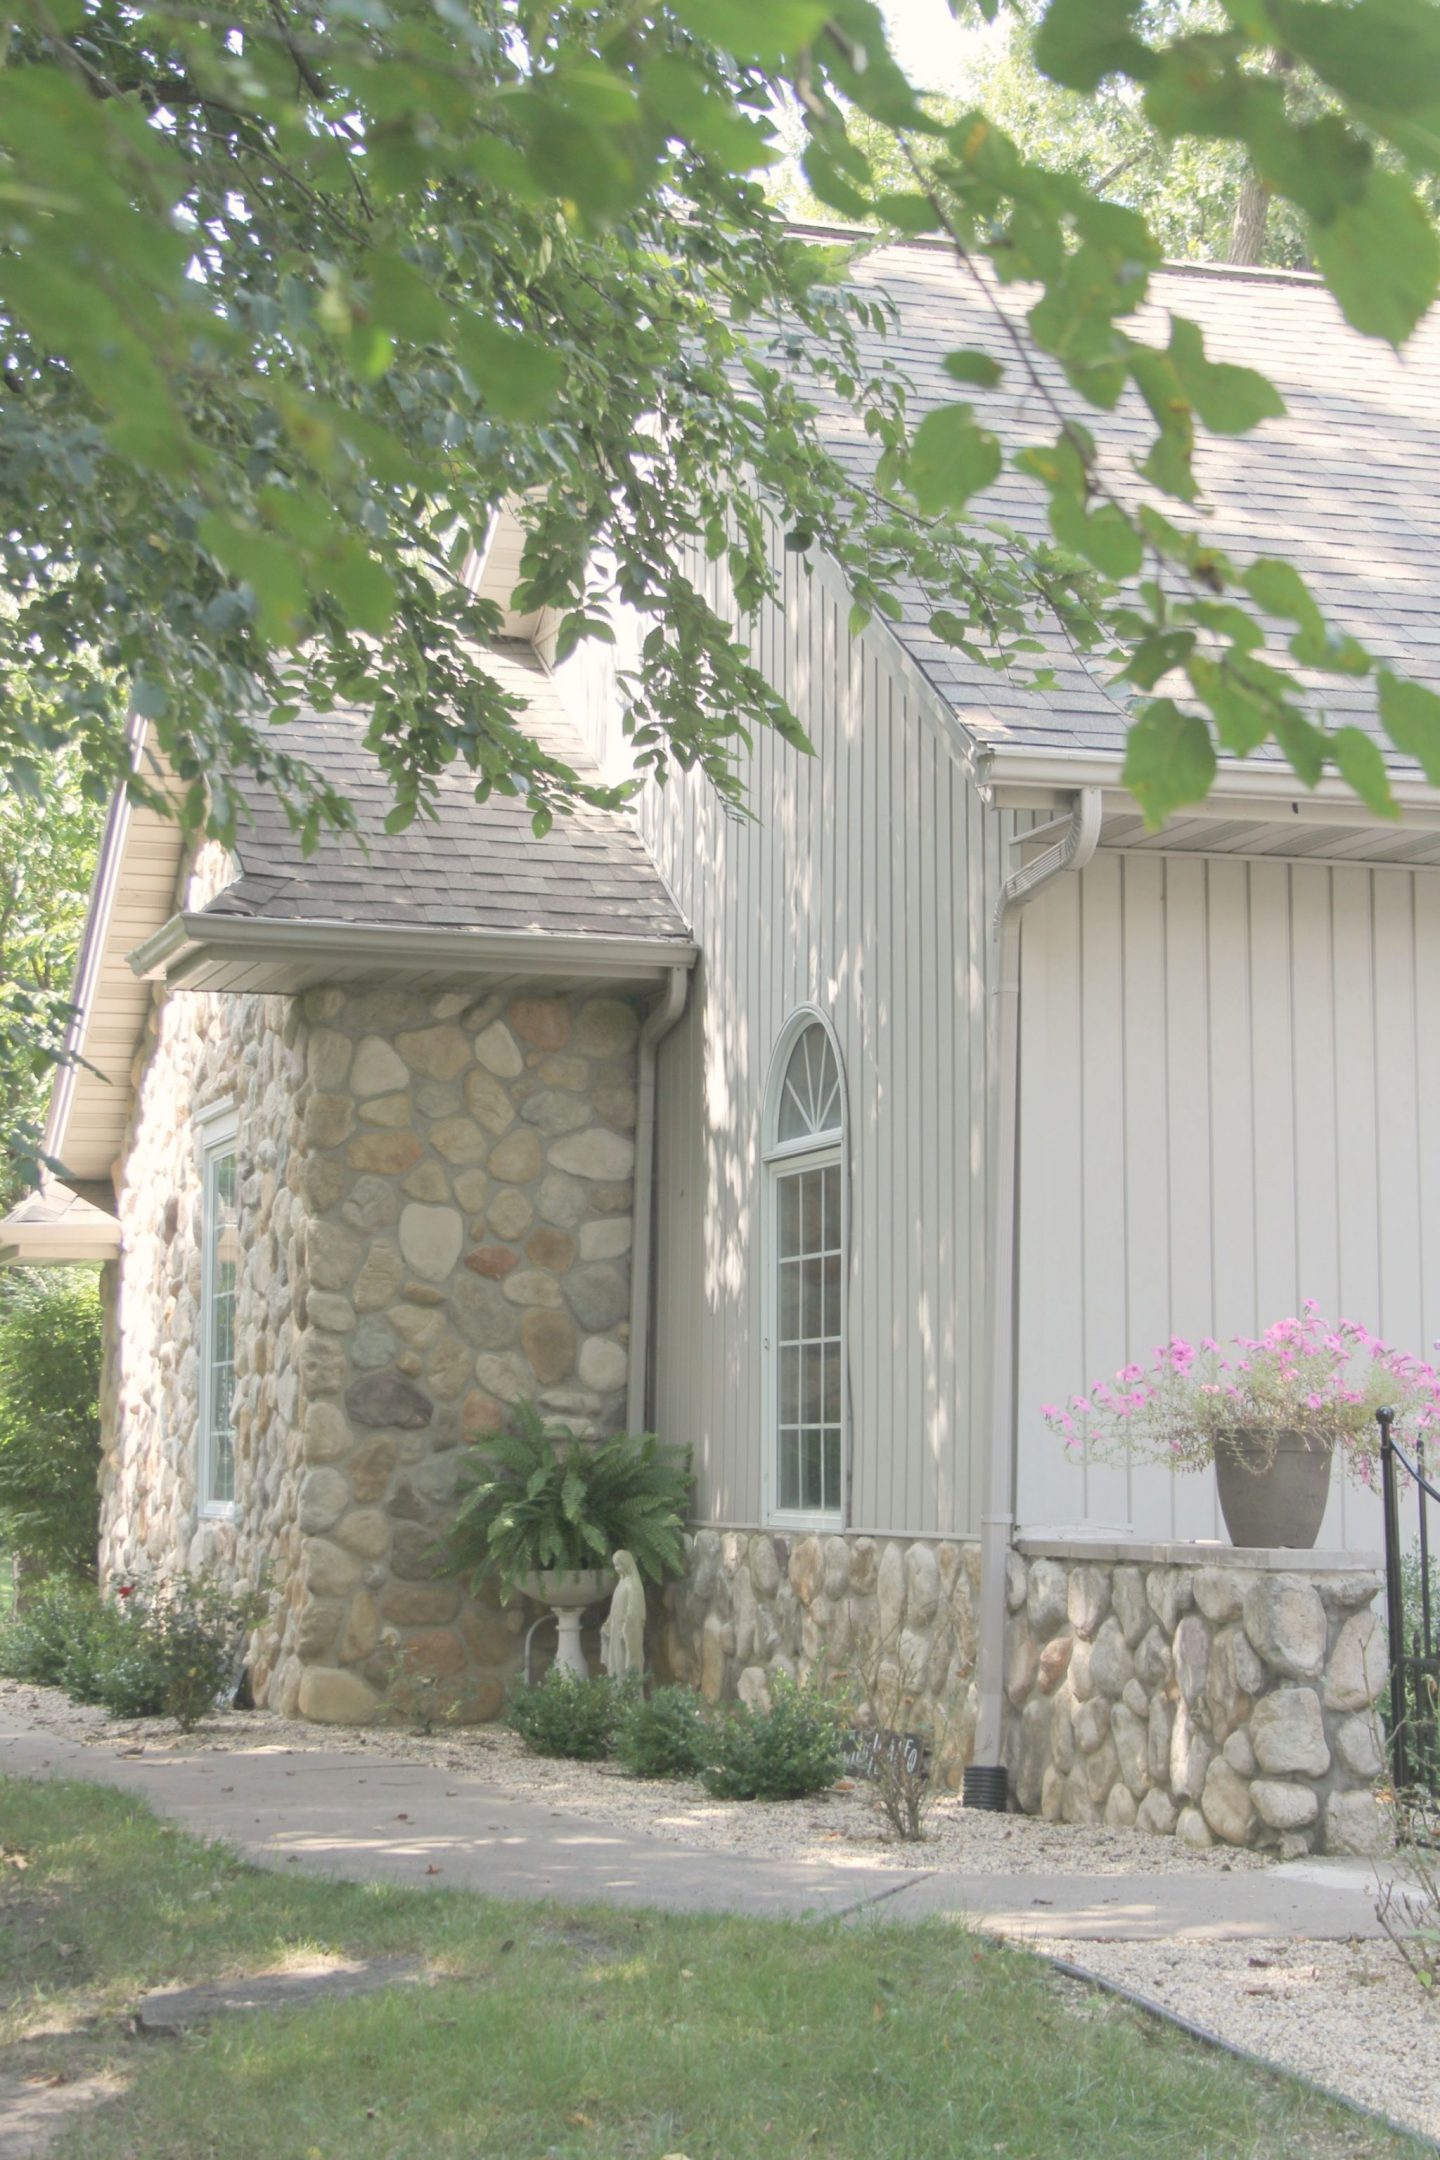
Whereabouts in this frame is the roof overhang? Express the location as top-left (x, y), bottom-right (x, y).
top-left (0, 1180), bottom-right (121, 1265)
top-left (46, 723), bottom-right (190, 1187)
top-left (979, 746), bottom-right (1440, 865)
top-left (130, 910), bottom-right (699, 996)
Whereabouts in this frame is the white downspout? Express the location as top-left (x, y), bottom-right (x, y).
top-left (965, 787), bottom-right (1102, 1808)
top-left (626, 966), bottom-right (689, 1432)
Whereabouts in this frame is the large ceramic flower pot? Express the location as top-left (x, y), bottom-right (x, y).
top-left (1214, 1428), bottom-right (1333, 1549)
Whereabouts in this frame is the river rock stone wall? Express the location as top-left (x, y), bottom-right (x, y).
top-left (655, 1528), bottom-right (982, 1778)
top-left (100, 964), bottom-right (644, 1723)
top-left (1004, 1541), bottom-right (1389, 1856)
top-left (272, 982), bottom-right (642, 1722)
top-left (99, 984), bottom-right (308, 1703)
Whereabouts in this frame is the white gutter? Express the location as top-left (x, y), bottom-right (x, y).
top-left (976, 746), bottom-right (1440, 822)
top-left (965, 786), bottom-right (1102, 1810)
top-left (130, 911), bottom-right (698, 987)
top-left (626, 966), bottom-right (689, 1432)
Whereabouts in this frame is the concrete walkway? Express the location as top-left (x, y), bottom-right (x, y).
top-left (0, 1712), bottom-right (1387, 1944)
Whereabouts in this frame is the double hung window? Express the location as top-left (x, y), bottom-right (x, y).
top-left (198, 1109), bottom-right (239, 1512)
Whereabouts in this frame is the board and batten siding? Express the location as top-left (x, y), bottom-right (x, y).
top-left (1014, 848), bottom-right (1440, 1550)
top-left (627, 543), bottom-right (1022, 1539)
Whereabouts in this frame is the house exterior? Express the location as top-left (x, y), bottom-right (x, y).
top-left (8, 240), bottom-right (1436, 1846)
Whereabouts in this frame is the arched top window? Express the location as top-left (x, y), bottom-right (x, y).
top-left (763, 1011), bottom-right (847, 1526)
top-left (772, 1020), bottom-right (843, 1151)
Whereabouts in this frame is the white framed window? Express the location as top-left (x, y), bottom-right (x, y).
top-left (197, 1105), bottom-right (240, 1515)
top-left (763, 1010), bottom-right (847, 1528)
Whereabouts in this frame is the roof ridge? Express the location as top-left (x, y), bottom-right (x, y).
top-left (782, 218), bottom-right (1322, 285)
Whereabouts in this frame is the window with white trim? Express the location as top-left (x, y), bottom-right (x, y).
top-left (199, 1110), bottom-right (239, 1512)
top-left (764, 1014), bottom-right (846, 1525)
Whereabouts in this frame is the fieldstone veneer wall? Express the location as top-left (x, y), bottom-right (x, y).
top-left (101, 972), bottom-right (643, 1722)
top-left (279, 983), bottom-right (640, 1721)
top-left (99, 986), bottom-right (306, 1694)
top-left (1004, 1541), bottom-right (1390, 1856)
top-left (656, 1528), bottom-right (982, 1774)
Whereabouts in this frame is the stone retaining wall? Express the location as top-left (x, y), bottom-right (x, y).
top-left (655, 1528), bottom-right (981, 1775)
top-left (1004, 1541), bottom-right (1389, 1855)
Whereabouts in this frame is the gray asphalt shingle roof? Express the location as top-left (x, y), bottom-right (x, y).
top-left (804, 239), bottom-right (1440, 770)
top-left (207, 642), bottom-right (690, 943)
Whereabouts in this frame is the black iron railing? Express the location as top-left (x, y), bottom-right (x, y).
top-left (1378, 1406), bottom-right (1440, 1805)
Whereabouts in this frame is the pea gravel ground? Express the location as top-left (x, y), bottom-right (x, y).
top-left (5, 1677), bottom-right (1437, 2146)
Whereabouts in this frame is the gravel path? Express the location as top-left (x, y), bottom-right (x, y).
top-left (1048, 1934), bottom-right (1439, 2149)
top-left (7, 1677), bottom-right (1436, 2146)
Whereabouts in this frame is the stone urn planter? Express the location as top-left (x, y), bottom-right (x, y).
top-left (1214, 1429), bottom-right (1333, 1549)
top-left (519, 1567), bottom-right (616, 1678)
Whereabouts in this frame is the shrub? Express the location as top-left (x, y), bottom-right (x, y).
top-left (0, 1568), bottom-right (265, 1729)
top-left (0, 1269), bottom-right (103, 1583)
top-left (131, 1572), bottom-right (268, 1731)
top-left (505, 1669), bottom-right (634, 1760)
top-left (703, 1675), bottom-right (843, 1801)
top-left (613, 1685), bottom-right (709, 1780)
top-left (0, 1575), bottom-right (107, 1686)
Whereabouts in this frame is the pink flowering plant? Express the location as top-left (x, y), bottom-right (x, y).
top-left (1041, 1306), bottom-right (1440, 1482)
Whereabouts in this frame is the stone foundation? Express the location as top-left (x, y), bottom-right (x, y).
top-left (1004, 1540), bottom-right (1389, 1856)
top-left (655, 1528), bottom-right (981, 1777)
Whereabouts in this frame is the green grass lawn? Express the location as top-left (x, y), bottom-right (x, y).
top-left (0, 1777), bottom-right (1424, 2160)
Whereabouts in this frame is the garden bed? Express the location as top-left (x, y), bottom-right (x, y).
top-left (0, 1674), bottom-right (1274, 1878)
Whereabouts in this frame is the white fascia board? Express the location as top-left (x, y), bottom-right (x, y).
top-left (43, 711), bottom-right (147, 1163)
top-left (978, 748), bottom-right (1440, 830)
top-left (129, 910), bottom-right (699, 986)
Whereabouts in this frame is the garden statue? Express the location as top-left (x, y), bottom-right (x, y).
top-left (600, 1549), bottom-right (646, 1679)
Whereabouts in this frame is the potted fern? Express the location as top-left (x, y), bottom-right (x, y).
top-left (445, 1403), bottom-right (690, 1674)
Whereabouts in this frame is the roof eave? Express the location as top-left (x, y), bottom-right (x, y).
top-left (130, 910), bottom-right (699, 992)
top-left (977, 745), bottom-right (1440, 830)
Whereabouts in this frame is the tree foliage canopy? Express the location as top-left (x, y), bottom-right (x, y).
top-left (4, 0), bottom-right (1440, 861)
top-left (0, 744), bottom-right (103, 1206)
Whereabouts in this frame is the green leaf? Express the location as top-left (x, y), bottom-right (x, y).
top-left (1243, 559), bottom-right (1325, 639)
top-left (320, 543), bottom-right (397, 636)
top-left (1378, 672), bottom-right (1440, 783)
top-left (908, 406), bottom-right (1003, 516)
top-left (1049, 495), bottom-right (1143, 578)
top-left (1269, 0), bottom-right (1440, 115)
top-left (1309, 169), bottom-right (1440, 345)
top-left (670, 0), bottom-right (828, 65)
top-left (197, 516), bottom-right (307, 645)
top-left (1033, 0), bottom-right (1151, 91)
top-left (1119, 629), bottom-right (1195, 690)
top-left (1122, 697), bottom-right (1216, 826)
top-left (942, 350), bottom-right (1004, 389)
top-left (874, 192), bottom-right (941, 233)
top-left (452, 318), bottom-right (566, 420)
top-left (1166, 318), bottom-right (1285, 435)
top-left (1330, 727), bottom-right (1397, 818)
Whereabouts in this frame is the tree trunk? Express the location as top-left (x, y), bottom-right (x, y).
top-left (1227, 172), bottom-right (1274, 265)
top-left (1228, 49), bottom-right (1293, 266)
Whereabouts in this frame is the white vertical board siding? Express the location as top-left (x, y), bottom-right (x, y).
top-left (1014, 852), bottom-right (1440, 1551)
top-left (638, 544), bottom-right (1007, 1537)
